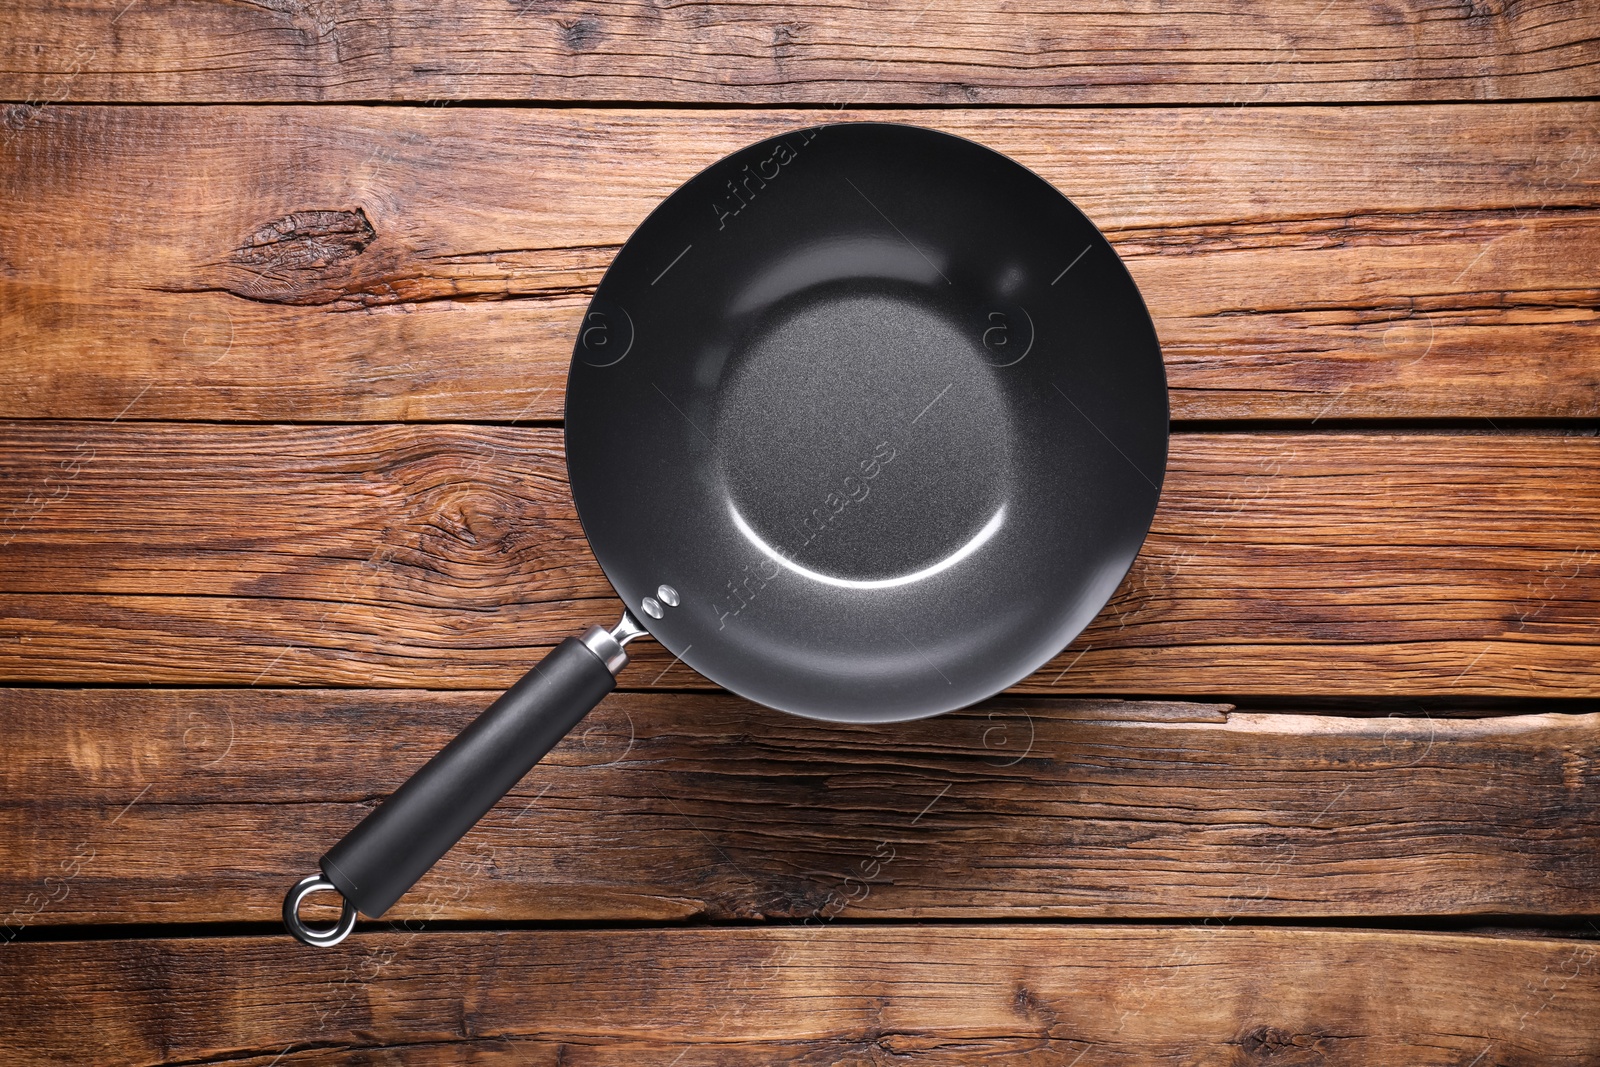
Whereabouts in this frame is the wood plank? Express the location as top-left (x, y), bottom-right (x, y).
top-left (2, 0), bottom-right (1597, 104)
top-left (3, 105), bottom-right (1597, 422)
top-left (1, 424), bottom-right (1596, 697)
top-left (3, 689), bottom-right (1597, 927)
top-left (3, 927), bottom-right (1598, 1065)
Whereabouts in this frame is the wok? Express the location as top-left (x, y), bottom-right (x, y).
top-left (284, 122), bottom-right (1168, 946)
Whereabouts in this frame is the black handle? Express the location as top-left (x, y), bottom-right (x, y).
top-left (315, 636), bottom-right (616, 921)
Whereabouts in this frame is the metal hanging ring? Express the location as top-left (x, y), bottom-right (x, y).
top-left (283, 873), bottom-right (358, 947)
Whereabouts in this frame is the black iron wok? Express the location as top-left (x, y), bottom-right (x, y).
top-left (284, 122), bottom-right (1168, 946)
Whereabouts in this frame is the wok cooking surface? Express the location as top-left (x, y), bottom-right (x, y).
top-left (566, 122), bottom-right (1167, 722)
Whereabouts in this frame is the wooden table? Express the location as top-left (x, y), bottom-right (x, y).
top-left (2, 4), bottom-right (1598, 1063)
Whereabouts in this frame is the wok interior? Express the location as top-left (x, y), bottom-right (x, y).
top-left (565, 123), bottom-right (1167, 722)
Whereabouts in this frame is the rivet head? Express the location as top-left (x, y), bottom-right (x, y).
top-left (656, 584), bottom-right (680, 607)
top-left (641, 597), bottom-right (663, 619)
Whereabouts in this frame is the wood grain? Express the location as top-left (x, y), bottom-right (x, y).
top-left (2, 1), bottom-right (1594, 1057)
top-left (3, 105), bottom-right (1597, 422)
top-left (1, 423), bottom-right (1596, 696)
top-left (4, 927), bottom-right (1598, 1065)
top-left (3, 688), bottom-right (1597, 927)
top-left (2, 0), bottom-right (1598, 105)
